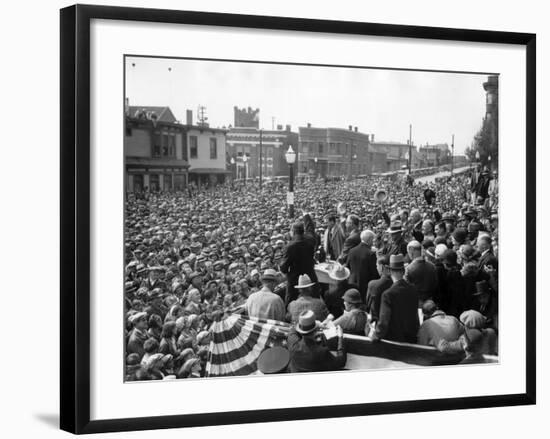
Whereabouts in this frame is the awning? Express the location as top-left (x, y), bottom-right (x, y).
top-left (126, 157), bottom-right (190, 169)
top-left (188, 168), bottom-right (232, 174)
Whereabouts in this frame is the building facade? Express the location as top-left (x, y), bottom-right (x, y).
top-left (226, 125), bottom-right (299, 180)
top-left (417, 143), bottom-right (451, 168)
top-left (483, 75), bottom-right (499, 168)
top-left (124, 115), bottom-right (189, 193)
top-left (298, 125), bottom-right (379, 178)
top-left (186, 126), bottom-right (231, 187)
top-left (370, 139), bottom-right (419, 172)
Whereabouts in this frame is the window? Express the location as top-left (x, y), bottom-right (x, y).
top-left (318, 142), bottom-right (324, 154)
top-left (162, 133), bottom-right (169, 156)
top-left (164, 174), bottom-right (172, 191)
top-left (189, 136), bottom-right (198, 159)
top-left (301, 142), bottom-right (309, 154)
top-left (153, 132), bottom-right (161, 157)
top-left (149, 174), bottom-right (159, 192)
top-left (167, 134), bottom-right (176, 157)
top-left (210, 137), bottom-right (217, 159)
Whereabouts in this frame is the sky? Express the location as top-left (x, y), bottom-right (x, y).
top-left (125, 56), bottom-right (491, 155)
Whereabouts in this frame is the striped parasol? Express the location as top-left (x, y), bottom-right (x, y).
top-left (205, 314), bottom-right (291, 377)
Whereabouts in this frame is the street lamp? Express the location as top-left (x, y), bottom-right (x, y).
top-left (314, 156), bottom-right (318, 179)
top-left (242, 154), bottom-right (248, 183)
top-left (285, 145), bottom-right (297, 218)
top-left (230, 157), bottom-right (235, 180)
top-left (352, 154), bottom-right (357, 178)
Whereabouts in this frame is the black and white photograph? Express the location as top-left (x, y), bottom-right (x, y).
top-left (123, 56), bottom-right (499, 381)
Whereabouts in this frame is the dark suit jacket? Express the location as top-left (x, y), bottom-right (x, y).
top-left (338, 229), bottom-right (361, 264)
top-left (365, 275), bottom-right (393, 322)
top-left (347, 242), bottom-right (379, 301)
top-left (280, 236), bottom-right (317, 303)
top-left (375, 279), bottom-right (419, 343)
top-left (478, 250), bottom-right (498, 271)
top-left (287, 328), bottom-right (346, 373)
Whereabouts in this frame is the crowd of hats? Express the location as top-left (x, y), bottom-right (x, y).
top-left (124, 172), bottom-right (497, 380)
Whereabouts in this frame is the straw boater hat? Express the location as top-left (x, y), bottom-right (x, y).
top-left (295, 274), bottom-right (315, 289)
top-left (328, 264), bottom-right (350, 281)
top-left (261, 268), bottom-right (278, 282)
top-left (296, 310), bottom-right (319, 335)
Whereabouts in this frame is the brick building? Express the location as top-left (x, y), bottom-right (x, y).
top-left (226, 125), bottom-right (299, 179)
top-left (483, 75), bottom-right (499, 168)
top-left (298, 125), bottom-right (380, 178)
top-left (234, 106), bottom-right (260, 128)
top-left (124, 106), bottom-right (230, 191)
top-left (369, 138), bottom-right (420, 172)
top-left (417, 143), bottom-right (451, 167)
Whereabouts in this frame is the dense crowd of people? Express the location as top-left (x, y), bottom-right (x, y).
top-left (125, 165), bottom-right (498, 380)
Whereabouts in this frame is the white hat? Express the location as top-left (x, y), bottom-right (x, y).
top-left (295, 274), bottom-right (316, 289)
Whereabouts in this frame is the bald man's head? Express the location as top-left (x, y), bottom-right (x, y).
top-left (360, 230), bottom-right (375, 246)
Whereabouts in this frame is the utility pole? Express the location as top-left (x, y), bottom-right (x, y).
top-left (408, 124), bottom-right (412, 173)
top-left (259, 129), bottom-right (263, 188)
top-left (197, 105), bottom-right (208, 126)
top-left (451, 134), bottom-right (455, 175)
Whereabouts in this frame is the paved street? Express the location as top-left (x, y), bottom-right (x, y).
top-left (415, 166), bottom-right (471, 184)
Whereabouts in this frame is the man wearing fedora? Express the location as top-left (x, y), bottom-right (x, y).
top-left (347, 230), bottom-right (379, 303)
top-left (372, 254), bottom-right (419, 343)
top-left (381, 220), bottom-right (408, 257)
top-left (332, 289), bottom-right (368, 335)
top-left (287, 274), bottom-right (329, 323)
top-left (287, 310), bottom-right (346, 373)
top-left (280, 221), bottom-right (318, 307)
top-left (245, 269), bottom-right (286, 321)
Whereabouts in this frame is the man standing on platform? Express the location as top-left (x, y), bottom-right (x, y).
top-left (280, 221), bottom-right (318, 306)
top-left (347, 230), bottom-right (379, 303)
top-left (372, 254), bottom-right (419, 343)
top-left (338, 214), bottom-right (361, 264)
top-left (245, 269), bottom-right (286, 321)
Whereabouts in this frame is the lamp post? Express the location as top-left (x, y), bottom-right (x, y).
top-left (259, 129), bottom-right (263, 188)
top-left (230, 157), bottom-right (235, 180)
top-left (242, 153), bottom-right (248, 183)
top-left (451, 134), bottom-right (455, 175)
top-left (314, 156), bottom-right (318, 179)
top-left (285, 145), bottom-right (296, 218)
top-left (352, 153), bottom-right (357, 179)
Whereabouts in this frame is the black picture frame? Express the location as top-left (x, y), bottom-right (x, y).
top-left (60, 4), bottom-right (536, 434)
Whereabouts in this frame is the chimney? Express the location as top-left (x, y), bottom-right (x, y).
top-left (371, 134), bottom-right (374, 142)
top-left (286, 124), bottom-right (291, 132)
top-left (307, 123), bottom-right (311, 128)
top-left (277, 124), bottom-right (283, 130)
top-left (186, 109), bottom-right (193, 125)
top-left (348, 125), bottom-right (353, 131)
top-left (354, 126), bottom-right (358, 132)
